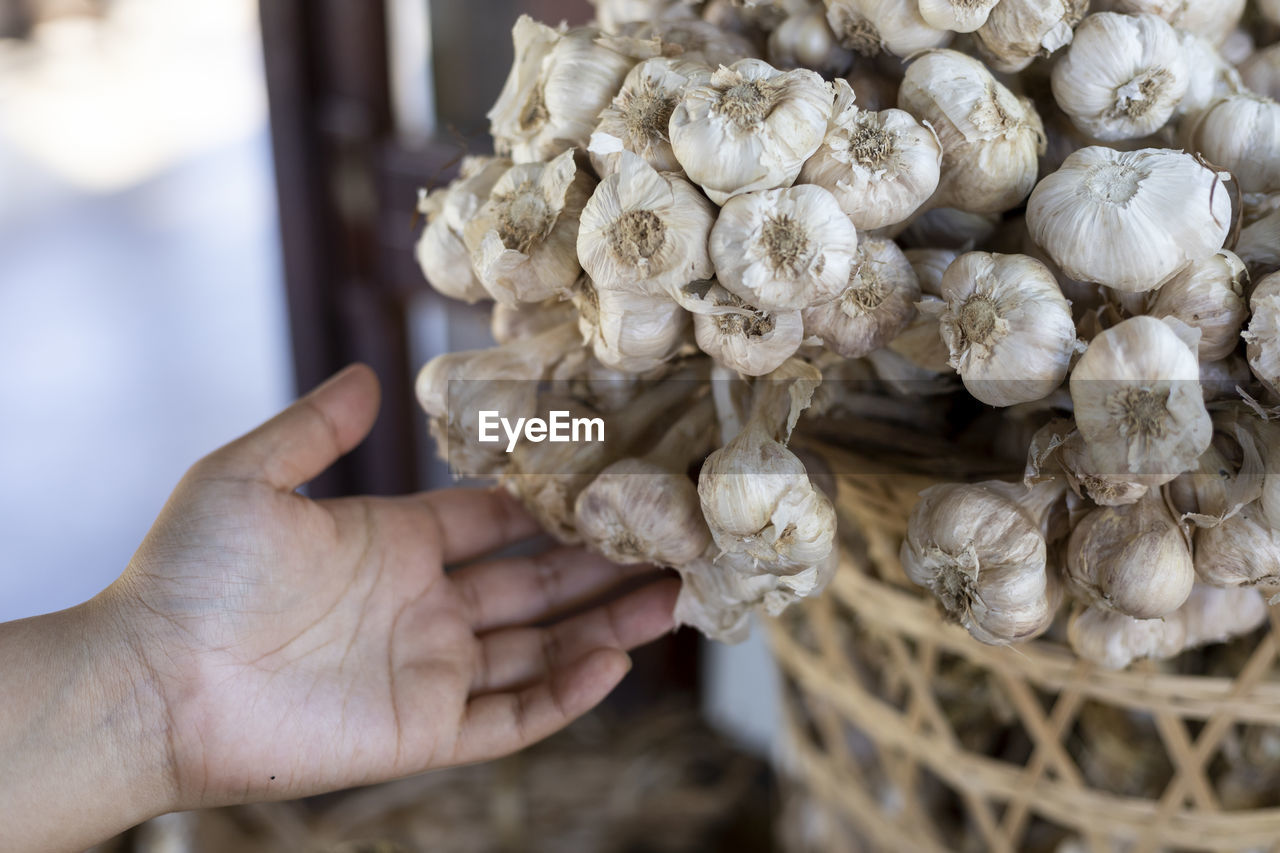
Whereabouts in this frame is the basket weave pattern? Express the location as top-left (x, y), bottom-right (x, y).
top-left (768, 465), bottom-right (1280, 853)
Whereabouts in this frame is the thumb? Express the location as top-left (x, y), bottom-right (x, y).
top-left (201, 364), bottom-right (381, 491)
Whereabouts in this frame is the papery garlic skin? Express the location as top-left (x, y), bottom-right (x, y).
top-left (768, 7), bottom-right (854, 76)
top-left (488, 17), bottom-right (637, 163)
top-left (698, 427), bottom-right (837, 571)
top-left (669, 59), bottom-right (832, 205)
top-left (804, 236), bottom-right (920, 359)
top-left (1067, 605), bottom-right (1187, 670)
top-left (1147, 251), bottom-right (1248, 362)
top-left (1188, 95), bottom-right (1280, 196)
top-left (491, 298), bottom-right (577, 345)
top-left (1194, 504), bottom-right (1280, 589)
top-left (577, 152), bottom-right (715, 297)
top-left (1241, 45), bottom-right (1280, 102)
top-left (1244, 273), bottom-right (1280, 397)
top-left (1179, 585), bottom-right (1269, 647)
top-left (692, 292), bottom-right (805, 377)
top-left (974, 0), bottom-right (1088, 74)
top-left (898, 50), bottom-right (1045, 215)
top-left (1175, 32), bottom-right (1244, 119)
top-left (917, 0), bottom-right (1000, 33)
top-left (1058, 430), bottom-right (1150, 506)
top-left (590, 0), bottom-right (698, 33)
top-left (1051, 13), bottom-right (1187, 142)
top-left (1026, 147), bottom-right (1231, 293)
top-left (1067, 491), bottom-right (1194, 619)
top-left (938, 253), bottom-right (1077, 407)
top-left (901, 481), bottom-right (1060, 645)
top-left (575, 457), bottom-right (712, 566)
top-left (1070, 316), bottom-right (1211, 484)
top-left (415, 157), bottom-right (512, 304)
top-left (629, 17), bottom-right (761, 68)
top-left (590, 58), bottom-right (711, 177)
top-left (822, 0), bottom-right (951, 58)
top-left (1106, 0), bottom-right (1244, 48)
top-left (799, 80), bottom-right (942, 231)
top-left (710, 185), bottom-right (859, 312)
top-left (573, 277), bottom-right (690, 373)
top-left (463, 151), bottom-right (596, 306)
top-left (675, 547), bottom-right (838, 644)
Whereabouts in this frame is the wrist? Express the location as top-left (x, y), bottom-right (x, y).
top-left (0, 588), bottom-right (179, 851)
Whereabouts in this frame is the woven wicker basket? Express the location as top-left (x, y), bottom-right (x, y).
top-left (769, 446), bottom-right (1280, 853)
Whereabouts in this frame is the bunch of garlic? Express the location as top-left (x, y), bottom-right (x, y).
top-left (404, 3), bottom-right (1280, 657)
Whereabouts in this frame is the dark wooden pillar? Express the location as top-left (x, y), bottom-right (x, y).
top-left (260, 0), bottom-right (417, 499)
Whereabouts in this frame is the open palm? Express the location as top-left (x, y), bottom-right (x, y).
top-left (113, 365), bottom-right (677, 811)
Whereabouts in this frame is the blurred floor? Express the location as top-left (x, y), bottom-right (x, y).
top-left (0, 0), bottom-right (291, 621)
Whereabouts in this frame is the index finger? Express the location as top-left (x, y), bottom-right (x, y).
top-left (408, 487), bottom-right (544, 565)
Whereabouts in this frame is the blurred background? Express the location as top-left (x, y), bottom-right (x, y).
top-left (0, 0), bottom-right (783, 849)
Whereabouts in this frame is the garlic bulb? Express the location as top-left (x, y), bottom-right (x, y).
top-left (490, 298), bottom-right (577, 345)
top-left (803, 236), bottom-right (921, 358)
top-left (1175, 32), bottom-right (1244, 119)
top-left (1179, 584), bottom-right (1269, 647)
top-left (506, 375), bottom-right (697, 542)
top-left (415, 157), bottom-right (512, 304)
top-left (1147, 251), bottom-right (1248, 362)
top-left (799, 80), bottom-right (942, 231)
top-left (1050, 13), bottom-right (1188, 142)
top-left (822, 0), bottom-right (951, 58)
top-left (590, 0), bottom-right (698, 33)
top-left (768, 6), bottom-right (854, 76)
top-left (898, 50), bottom-right (1045, 215)
top-left (1245, 272), bottom-right (1280, 399)
top-left (710, 185), bottom-right (859, 312)
top-left (1166, 412), bottom-right (1263, 528)
top-left (1069, 583), bottom-right (1268, 669)
top-left (463, 151), bottom-right (596, 306)
top-left (590, 58), bottom-right (710, 177)
top-left (572, 276), bottom-right (690, 373)
top-left (1067, 604), bottom-right (1187, 669)
top-left (1241, 45), bottom-right (1280, 102)
top-left (1066, 490), bottom-right (1194, 619)
top-left (669, 59), bottom-right (832, 205)
top-left (629, 17), bottom-right (761, 68)
top-left (1237, 207), bottom-right (1280, 272)
top-left (938, 252), bottom-right (1077, 407)
top-left (1105, 0), bottom-right (1245, 48)
top-left (916, 0), bottom-right (1000, 34)
top-left (488, 17), bottom-right (637, 163)
top-left (1194, 503), bottom-right (1280, 589)
top-left (690, 284), bottom-right (806, 376)
top-left (905, 248), bottom-right (958, 296)
top-left (415, 323), bottom-right (584, 476)
top-left (974, 0), bottom-right (1088, 74)
top-left (1070, 316), bottom-right (1211, 484)
top-left (901, 480), bottom-right (1063, 645)
top-left (577, 152), bottom-right (715, 297)
top-left (1026, 147), bottom-right (1231, 293)
top-left (1057, 429), bottom-right (1150, 506)
top-left (573, 398), bottom-right (715, 566)
top-left (675, 546), bottom-right (838, 643)
top-left (1187, 95), bottom-right (1280, 196)
top-left (698, 360), bottom-right (835, 570)
top-left (888, 300), bottom-right (953, 373)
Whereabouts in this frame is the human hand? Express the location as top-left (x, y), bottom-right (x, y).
top-left (0, 365), bottom-right (678, 851)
